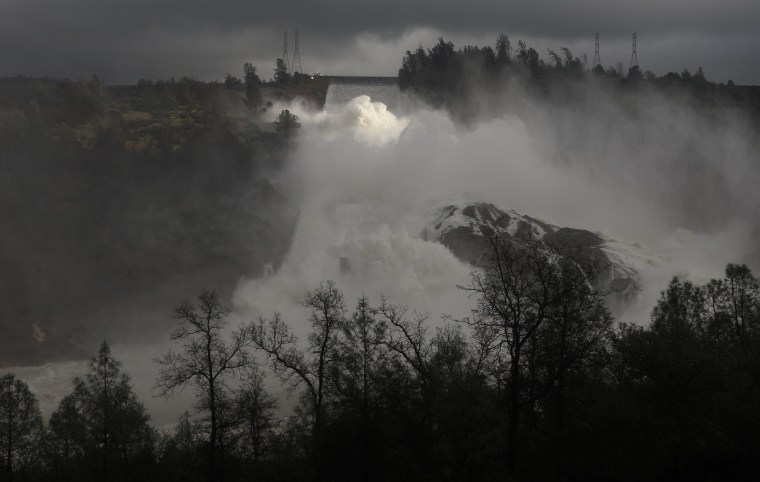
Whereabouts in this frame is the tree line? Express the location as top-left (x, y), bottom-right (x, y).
top-left (398, 35), bottom-right (760, 123)
top-left (3, 234), bottom-right (760, 481)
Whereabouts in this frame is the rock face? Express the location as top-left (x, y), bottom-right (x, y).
top-left (423, 202), bottom-right (639, 304)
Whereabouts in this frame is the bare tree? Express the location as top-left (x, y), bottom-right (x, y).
top-left (251, 280), bottom-right (345, 467)
top-left (235, 366), bottom-right (278, 464)
top-left (615, 61), bottom-right (625, 78)
top-left (0, 373), bottom-right (43, 481)
top-left (724, 263), bottom-right (760, 343)
top-left (458, 234), bottom-right (560, 474)
top-left (541, 259), bottom-right (612, 430)
top-left (459, 231), bottom-right (615, 473)
top-left (378, 298), bottom-right (434, 425)
top-left (337, 296), bottom-right (387, 482)
top-left (156, 289), bottom-right (252, 482)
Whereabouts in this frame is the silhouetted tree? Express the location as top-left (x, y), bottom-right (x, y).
top-left (722, 263), bottom-right (760, 342)
top-left (628, 65), bottom-right (644, 82)
top-left (379, 299), bottom-right (434, 426)
top-left (517, 41), bottom-right (541, 75)
top-left (274, 59), bottom-right (290, 84)
top-left (457, 232), bottom-right (613, 474)
top-left (0, 374), bottom-right (43, 481)
top-left (156, 412), bottom-right (201, 482)
top-left (156, 290), bottom-right (253, 482)
top-left (224, 74), bottom-right (242, 88)
top-left (615, 61), bottom-right (625, 78)
top-left (252, 280), bottom-right (346, 477)
top-left (547, 49), bottom-right (563, 69)
top-left (459, 235), bottom-right (557, 472)
top-left (92, 342), bottom-right (153, 480)
top-left (274, 110), bottom-right (300, 140)
top-left (495, 33), bottom-right (511, 65)
top-left (46, 343), bottom-right (153, 482)
top-left (243, 63), bottom-right (260, 86)
top-left (336, 296), bottom-right (387, 481)
top-left (235, 366), bottom-right (278, 464)
top-left (48, 382), bottom-right (88, 479)
top-left (429, 38), bottom-right (455, 71)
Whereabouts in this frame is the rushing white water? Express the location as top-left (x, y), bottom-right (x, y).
top-left (235, 84), bottom-right (475, 327)
top-left (236, 82), bottom-right (757, 331)
top-left (324, 84), bottom-right (407, 112)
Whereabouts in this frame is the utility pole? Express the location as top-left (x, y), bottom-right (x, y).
top-left (593, 32), bottom-right (601, 67)
top-left (291, 28), bottom-right (302, 74)
top-left (630, 32), bottom-right (638, 69)
top-left (282, 30), bottom-right (289, 72)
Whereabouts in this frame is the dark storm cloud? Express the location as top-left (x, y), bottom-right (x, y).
top-left (2, 0), bottom-right (759, 83)
top-left (4, 0), bottom-right (759, 39)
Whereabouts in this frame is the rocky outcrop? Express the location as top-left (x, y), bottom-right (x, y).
top-left (423, 202), bottom-right (640, 303)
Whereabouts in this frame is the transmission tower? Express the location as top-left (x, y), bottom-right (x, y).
top-left (630, 32), bottom-right (638, 69)
top-left (282, 30), bottom-right (289, 71)
top-left (291, 28), bottom-right (302, 74)
top-left (593, 32), bottom-right (601, 67)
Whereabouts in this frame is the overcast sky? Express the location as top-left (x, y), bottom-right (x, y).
top-left (1, 0), bottom-right (759, 84)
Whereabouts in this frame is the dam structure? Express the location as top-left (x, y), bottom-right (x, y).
top-left (323, 75), bottom-right (398, 85)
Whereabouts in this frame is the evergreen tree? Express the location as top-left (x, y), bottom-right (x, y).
top-left (274, 110), bottom-right (300, 140)
top-left (49, 342), bottom-right (154, 481)
top-left (243, 63), bottom-right (260, 86)
top-left (274, 59), bottom-right (290, 84)
top-left (495, 33), bottom-right (511, 65)
top-left (0, 374), bottom-right (43, 480)
top-left (235, 367), bottom-right (278, 464)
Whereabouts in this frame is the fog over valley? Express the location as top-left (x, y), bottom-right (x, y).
top-left (6, 75), bottom-right (759, 425)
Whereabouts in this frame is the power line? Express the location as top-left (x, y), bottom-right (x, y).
top-left (630, 32), bottom-right (638, 69)
top-left (593, 32), bottom-right (601, 67)
top-left (282, 30), bottom-right (289, 71)
top-left (291, 28), bottom-right (302, 74)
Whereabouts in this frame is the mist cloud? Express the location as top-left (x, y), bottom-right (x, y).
top-left (234, 79), bottom-right (760, 336)
top-left (5, 75), bottom-right (759, 426)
